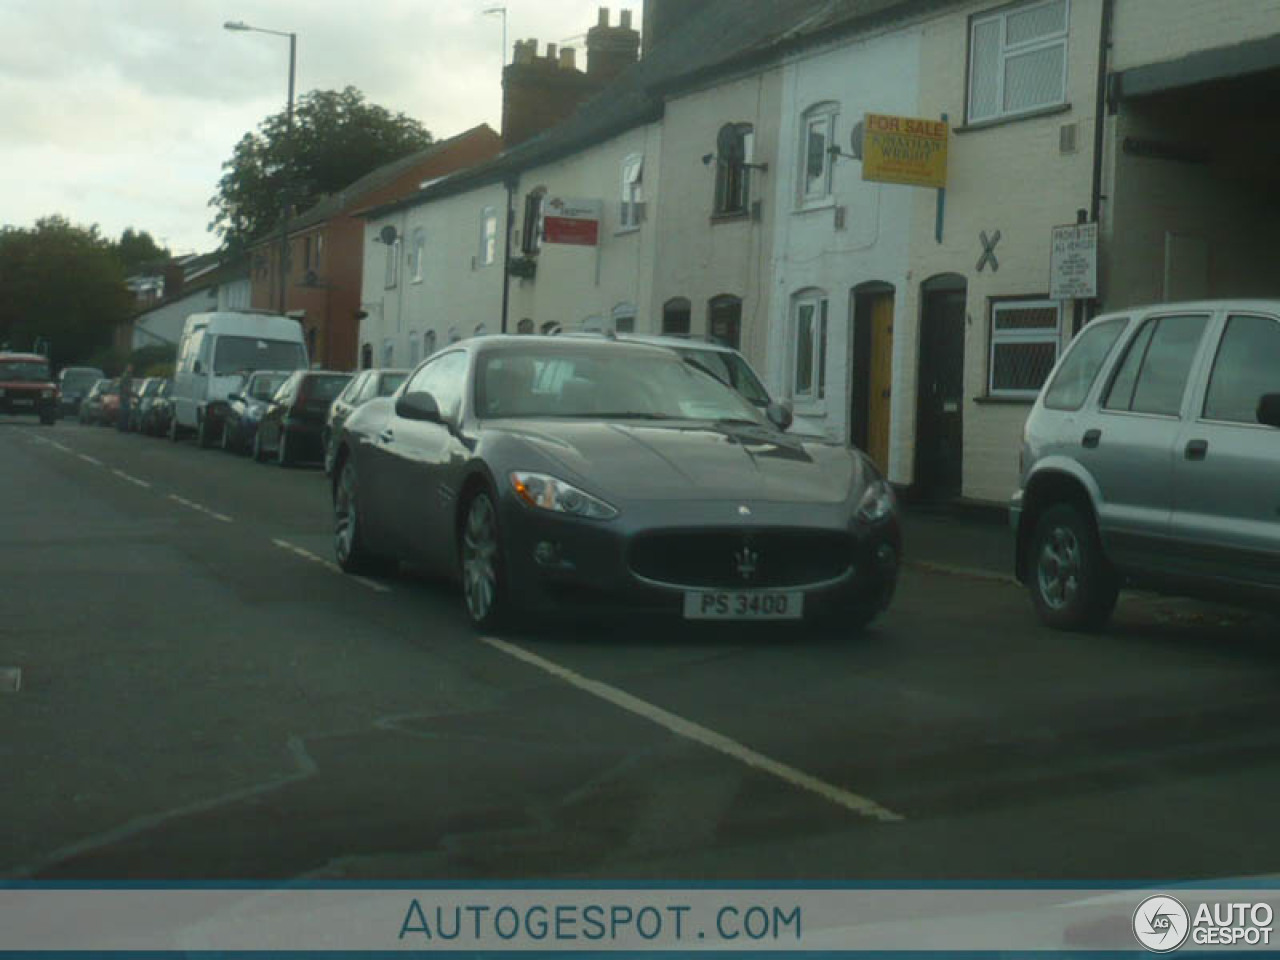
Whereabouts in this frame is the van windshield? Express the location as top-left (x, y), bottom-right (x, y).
top-left (213, 336), bottom-right (305, 375)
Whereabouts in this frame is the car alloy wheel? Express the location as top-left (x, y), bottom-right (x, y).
top-left (333, 457), bottom-right (386, 575)
top-left (1037, 526), bottom-right (1081, 612)
top-left (1029, 503), bottom-right (1118, 631)
top-left (461, 491), bottom-right (507, 629)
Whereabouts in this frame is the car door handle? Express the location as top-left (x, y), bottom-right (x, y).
top-left (378, 428), bottom-right (394, 444)
top-left (1082, 428), bottom-right (1101, 449)
top-left (1185, 438), bottom-right (1209, 461)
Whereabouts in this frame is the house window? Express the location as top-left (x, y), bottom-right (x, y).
top-left (409, 330), bottom-right (421, 367)
top-left (620, 153), bottom-right (645, 229)
top-left (714, 123), bottom-right (754, 216)
top-left (424, 330), bottom-right (437, 356)
top-left (799, 104), bottom-right (837, 203)
top-left (968, 0), bottom-right (1069, 125)
top-left (361, 343), bottom-right (373, 370)
top-left (521, 189), bottom-right (545, 254)
top-left (612, 302), bottom-right (636, 334)
top-left (384, 237), bottom-right (401, 289)
top-left (989, 299), bottom-right (1062, 397)
top-left (662, 297), bottom-right (692, 337)
top-left (708, 295), bottom-right (742, 350)
top-left (792, 292), bottom-right (829, 401)
top-left (479, 206), bottom-right (498, 266)
top-left (409, 227), bottom-right (426, 283)
top-left (315, 235), bottom-right (324, 269)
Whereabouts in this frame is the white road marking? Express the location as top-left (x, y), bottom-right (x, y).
top-left (479, 635), bottom-right (905, 823)
top-left (167, 493), bottom-right (232, 523)
top-left (76, 453), bottom-right (102, 466)
top-left (111, 469), bottom-right (151, 489)
top-left (271, 539), bottom-right (391, 593)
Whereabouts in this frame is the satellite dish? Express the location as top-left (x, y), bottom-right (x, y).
top-left (849, 121), bottom-right (865, 160)
top-left (378, 225), bottom-right (398, 245)
top-left (716, 123), bottom-right (745, 165)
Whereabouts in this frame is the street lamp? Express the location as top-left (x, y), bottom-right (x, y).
top-left (482, 7), bottom-right (507, 71)
top-left (224, 20), bottom-right (297, 317)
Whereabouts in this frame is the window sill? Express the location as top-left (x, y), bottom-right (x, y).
top-left (614, 226), bottom-right (641, 237)
top-left (973, 394), bottom-right (1036, 406)
top-left (710, 211), bottom-right (750, 225)
top-left (793, 400), bottom-right (827, 417)
top-left (792, 199), bottom-right (836, 216)
top-left (955, 103), bottom-right (1072, 134)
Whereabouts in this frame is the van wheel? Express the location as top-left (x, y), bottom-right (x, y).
top-left (1029, 503), bottom-right (1118, 631)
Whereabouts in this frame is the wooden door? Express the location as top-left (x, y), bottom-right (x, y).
top-left (865, 295), bottom-right (894, 473)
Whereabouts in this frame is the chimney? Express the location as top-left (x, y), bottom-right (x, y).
top-left (586, 7), bottom-right (639, 83)
top-left (641, 0), bottom-right (700, 55)
top-left (162, 262), bottom-right (184, 301)
top-left (501, 34), bottom-right (597, 147)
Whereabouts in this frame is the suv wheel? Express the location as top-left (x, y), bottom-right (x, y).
top-left (1028, 503), bottom-right (1118, 631)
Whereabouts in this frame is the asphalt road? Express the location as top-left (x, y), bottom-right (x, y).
top-left (3, 416), bottom-right (1280, 882)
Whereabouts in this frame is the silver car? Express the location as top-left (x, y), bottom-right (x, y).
top-left (1011, 300), bottom-right (1280, 630)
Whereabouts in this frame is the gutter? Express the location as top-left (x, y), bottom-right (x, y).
top-left (500, 175), bottom-right (517, 334)
top-left (1088, 0), bottom-right (1115, 323)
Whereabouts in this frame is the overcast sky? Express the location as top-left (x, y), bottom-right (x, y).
top-left (0, 0), bottom-right (615, 255)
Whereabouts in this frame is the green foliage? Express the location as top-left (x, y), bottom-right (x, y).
top-left (0, 216), bottom-right (134, 369)
top-left (209, 86), bottom-right (433, 253)
top-left (113, 228), bottom-right (171, 275)
top-left (128, 343), bottom-right (176, 375)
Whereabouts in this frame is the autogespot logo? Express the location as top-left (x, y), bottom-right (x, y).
top-left (1133, 895), bottom-right (1191, 953)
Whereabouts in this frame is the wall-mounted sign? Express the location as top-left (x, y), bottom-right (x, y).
top-left (861, 113), bottom-right (949, 189)
top-left (1050, 222), bottom-right (1098, 300)
top-left (543, 197), bottom-right (602, 246)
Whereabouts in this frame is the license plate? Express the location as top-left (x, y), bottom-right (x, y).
top-left (683, 591), bottom-right (803, 620)
top-left (10, 398), bottom-right (32, 407)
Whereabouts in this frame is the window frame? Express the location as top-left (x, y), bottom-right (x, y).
top-left (384, 237), bottom-right (401, 289)
top-left (714, 123), bottom-right (754, 218)
top-left (620, 153), bottom-right (645, 230)
top-left (791, 290), bottom-right (829, 404)
top-left (521, 189), bottom-right (545, 255)
top-left (798, 103), bottom-right (838, 206)
top-left (612, 302), bottom-right (637, 334)
top-left (1101, 313), bottom-right (1211, 418)
top-left (408, 227), bottom-right (426, 284)
top-left (966, 0), bottom-right (1070, 126)
top-left (479, 206), bottom-right (498, 266)
top-left (662, 297), bottom-right (692, 338)
top-left (987, 297), bottom-right (1062, 399)
top-left (1200, 313), bottom-right (1280, 426)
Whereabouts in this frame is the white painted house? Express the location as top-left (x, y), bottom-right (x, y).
top-left (131, 253), bottom-right (251, 351)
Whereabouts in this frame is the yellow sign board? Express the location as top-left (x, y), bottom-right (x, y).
top-left (861, 113), bottom-right (949, 189)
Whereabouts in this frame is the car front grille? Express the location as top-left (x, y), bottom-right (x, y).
top-left (629, 529), bottom-right (852, 589)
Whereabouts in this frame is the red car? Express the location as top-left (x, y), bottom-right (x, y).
top-left (0, 352), bottom-right (59, 425)
top-left (97, 382), bottom-right (122, 426)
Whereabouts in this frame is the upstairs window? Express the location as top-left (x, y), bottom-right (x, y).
top-left (620, 154), bottom-right (645, 229)
top-left (714, 123), bottom-right (754, 217)
top-left (479, 206), bottom-right (498, 266)
top-left (384, 237), bottom-right (401, 289)
top-left (521, 189), bottom-right (545, 255)
top-left (409, 227), bottom-right (426, 283)
top-left (968, 0), bottom-right (1069, 124)
top-left (799, 104), bottom-right (837, 204)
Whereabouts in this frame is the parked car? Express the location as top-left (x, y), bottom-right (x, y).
top-left (221, 369), bottom-right (292, 454)
top-left (127, 378), bottom-right (163, 432)
top-left (330, 336), bottom-right (900, 633)
top-left (78, 379), bottom-right (111, 425)
top-left (57, 366), bottom-right (105, 418)
top-left (323, 368), bottom-right (409, 474)
top-left (0, 352), bottom-right (59, 425)
top-left (253, 370), bottom-right (353, 466)
top-left (1012, 300), bottom-right (1280, 631)
top-left (170, 310), bottom-right (309, 447)
top-left (143, 379), bottom-right (174, 437)
top-left (97, 381), bottom-right (121, 426)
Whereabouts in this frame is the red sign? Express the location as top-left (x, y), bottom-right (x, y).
top-left (542, 197), bottom-right (601, 246)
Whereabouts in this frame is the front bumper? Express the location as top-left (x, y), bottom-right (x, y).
top-left (0, 391), bottom-right (57, 417)
top-left (499, 499), bottom-right (901, 624)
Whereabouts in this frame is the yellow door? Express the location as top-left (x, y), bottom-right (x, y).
top-left (866, 295), bottom-right (894, 473)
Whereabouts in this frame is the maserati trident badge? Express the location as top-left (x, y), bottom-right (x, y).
top-left (734, 545), bottom-right (759, 581)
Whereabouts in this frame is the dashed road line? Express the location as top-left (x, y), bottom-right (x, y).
top-left (76, 453), bottom-right (103, 466)
top-left (272, 538), bottom-right (392, 594)
top-left (479, 635), bottom-right (905, 823)
top-left (167, 493), bottom-right (233, 524)
top-left (111, 469), bottom-right (151, 489)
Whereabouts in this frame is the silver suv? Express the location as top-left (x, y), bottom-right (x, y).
top-left (1011, 300), bottom-right (1280, 630)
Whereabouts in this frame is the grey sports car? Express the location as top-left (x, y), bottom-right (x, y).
top-left (331, 336), bottom-right (901, 633)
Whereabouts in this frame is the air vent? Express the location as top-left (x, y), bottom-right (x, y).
top-left (1059, 122), bottom-right (1078, 155)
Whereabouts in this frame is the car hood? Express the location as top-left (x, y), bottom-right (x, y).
top-left (491, 419), bottom-right (861, 503)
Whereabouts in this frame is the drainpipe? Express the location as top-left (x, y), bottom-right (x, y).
top-left (1087, 0), bottom-right (1115, 326)
top-left (500, 175), bottom-right (517, 334)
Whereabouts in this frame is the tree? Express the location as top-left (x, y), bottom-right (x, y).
top-left (209, 86), bottom-right (433, 252)
top-left (113, 228), bottom-right (171, 275)
top-left (0, 216), bottom-right (134, 368)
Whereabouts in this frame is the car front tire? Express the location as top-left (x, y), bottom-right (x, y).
top-left (333, 457), bottom-right (387, 575)
top-left (460, 490), bottom-right (513, 633)
top-left (1028, 503), bottom-right (1118, 632)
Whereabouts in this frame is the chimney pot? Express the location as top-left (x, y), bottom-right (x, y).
top-left (546, 42), bottom-right (556, 60)
top-left (597, 7), bottom-right (609, 26)
top-left (621, 9), bottom-right (632, 29)
top-left (559, 47), bottom-right (576, 70)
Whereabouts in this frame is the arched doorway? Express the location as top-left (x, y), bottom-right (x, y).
top-left (915, 274), bottom-right (967, 499)
top-left (850, 282), bottom-right (895, 473)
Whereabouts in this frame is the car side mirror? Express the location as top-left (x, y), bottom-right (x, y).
top-left (766, 399), bottom-right (794, 432)
top-left (1258, 393), bottom-right (1280, 428)
top-left (395, 391), bottom-right (443, 424)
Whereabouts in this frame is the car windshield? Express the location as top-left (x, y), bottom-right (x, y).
top-left (0, 360), bottom-right (50, 381)
top-left (305, 374), bottom-right (352, 401)
top-left (249, 372), bottom-right (289, 401)
top-left (476, 347), bottom-right (767, 424)
top-left (675, 348), bottom-right (771, 405)
top-left (377, 372), bottom-right (408, 397)
top-left (212, 336), bottom-right (305, 375)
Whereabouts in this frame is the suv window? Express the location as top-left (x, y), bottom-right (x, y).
top-left (1103, 315), bottom-right (1207, 417)
top-left (1042, 316), bottom-right (1128, 411)
top-left (1203, 314), bottom-right (1280, 424)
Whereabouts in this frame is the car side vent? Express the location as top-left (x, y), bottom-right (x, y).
top-left (1059, 122), bottom-right (1078, 155)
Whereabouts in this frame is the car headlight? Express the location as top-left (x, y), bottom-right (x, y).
top-left (510, 471), bottom-right (618, 520)
top-left (856, 478), bottom-right (896, 524)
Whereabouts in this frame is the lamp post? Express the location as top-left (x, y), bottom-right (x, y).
top-left (225, 20), bottom-right (296, 317)
top-left (482, 7), bottom-right (507, 72)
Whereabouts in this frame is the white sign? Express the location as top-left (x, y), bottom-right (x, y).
top-left (1050, 222), bottom-right (1098, 300)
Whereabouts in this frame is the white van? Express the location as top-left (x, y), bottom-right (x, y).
top-left (171, 311), bottom-right (309, 446)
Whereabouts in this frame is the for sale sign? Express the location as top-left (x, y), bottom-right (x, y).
top-left (543, 197), bottom-right (602, 246)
